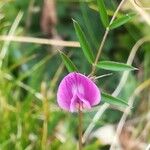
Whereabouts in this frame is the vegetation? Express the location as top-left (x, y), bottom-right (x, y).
top-left (0, 0), bottom-right (150, 150)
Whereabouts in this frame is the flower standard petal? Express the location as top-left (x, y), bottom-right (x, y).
top-left (57, 72), bottom-right (101, 112)
top-left (57, 76), bottom-right (74, 111)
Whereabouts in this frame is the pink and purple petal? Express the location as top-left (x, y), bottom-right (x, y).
top-left (57, 72), bottom-right (101, 112)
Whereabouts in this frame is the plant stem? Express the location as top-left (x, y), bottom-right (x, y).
top-left (90, 0), bottom-right (126, 76)
top-left (90, 28), bottom-right (109, 75)
top-left (78, 104), bottom-right (83, 150)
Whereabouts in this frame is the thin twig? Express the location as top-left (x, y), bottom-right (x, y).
top-left (0, 35), bottom-right (80, 48)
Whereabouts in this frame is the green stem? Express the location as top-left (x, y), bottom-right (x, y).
top-left (90, 0), bottom-right (126, 76)
top-left (78, 104), bottom-right (83, 150)
top-left (90, 28), bottom-right (109, 76)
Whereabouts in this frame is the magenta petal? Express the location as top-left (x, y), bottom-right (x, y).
top-left (74, 73), bottom-right (101, 106)
top-left (70, 94), bottom-right (77, 112)
top-left (77, 93), bottom-right (91, 109)
top-left (69, 94), bottom-right (91, 112)
top-left (57, 72), bottom-right (101, 112)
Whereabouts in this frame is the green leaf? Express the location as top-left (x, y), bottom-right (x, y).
top-left (101, 92), bottom-right (128, 107)
top-left (73, 19), bottom-right (94, 63)
top-left (109, 13), bottom-right (135, 29)
top-left (59, 51), bottom-right (78, 72)
top-left (97, 0), bottom-right (109, 28)
top-left (97, 61), bottom-right (137, 71)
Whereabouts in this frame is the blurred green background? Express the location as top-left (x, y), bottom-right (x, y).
top-left (0, 0), bottom-right (150, 150)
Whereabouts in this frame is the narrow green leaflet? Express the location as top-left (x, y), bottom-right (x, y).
top-left (101, 92), bottom-right (128, 107)
top-left (109, 13), bottom-right (135, 29)
top-left (73, 19), bottom-right (94, 63)
top-left (59, 51), bottom-right (78, 72)
top-left (97, 61), bottom-right (137, 71)
top-left (97, 0), bottom-right (109, 28)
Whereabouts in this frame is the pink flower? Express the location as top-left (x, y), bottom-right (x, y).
top-left (57, 72), bottom-right (101, 112)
